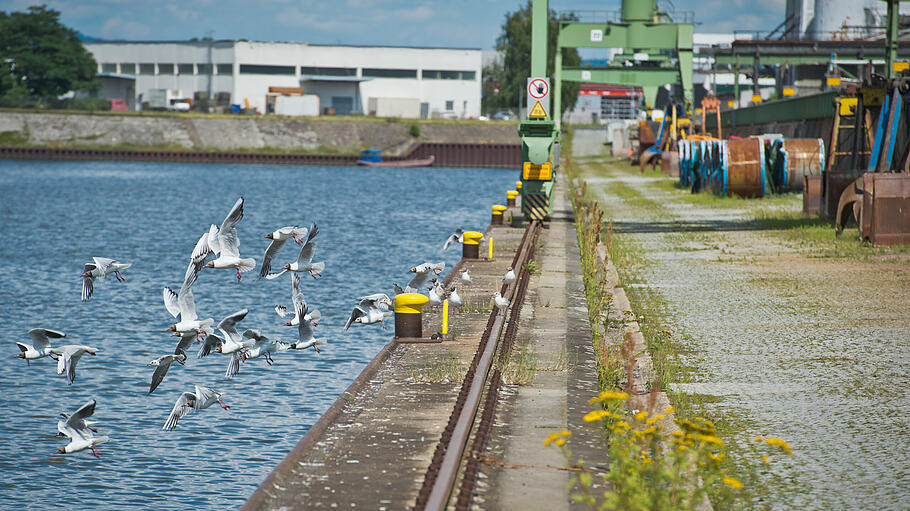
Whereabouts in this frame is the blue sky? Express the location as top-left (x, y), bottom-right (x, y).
top-left (1, 0), bottom-right (783, 48)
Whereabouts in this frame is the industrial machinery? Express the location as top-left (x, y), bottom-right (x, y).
top-left (518, 0), bottom-right (559, 222)
top-left (553, 0), bottom-right (694, 116)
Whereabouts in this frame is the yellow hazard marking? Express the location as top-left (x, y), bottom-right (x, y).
top-left (782, 87), bottom-right (795, 96)
top-left (528, 101), bottom-right (547, 119)
top-left (826, 76), bottom-right (841, 86)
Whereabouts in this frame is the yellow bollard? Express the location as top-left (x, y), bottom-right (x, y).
top-left (394, 293), bottom-right (429, 338)
top-left (516, 180), bottom-right (523, 190)
top-left (462, 231), bottom-right (484, 259)
top-left (442, 299), bottom-right (449, 335)
top-left (488, 236), bottom-right (493, 259)
top-left (491, 204), bottom-right (507, 225)
top-left (506, 190), bottom-right (518, 207)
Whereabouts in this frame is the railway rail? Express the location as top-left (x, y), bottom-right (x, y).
top-left (415, 220), bottom-right (542, 511)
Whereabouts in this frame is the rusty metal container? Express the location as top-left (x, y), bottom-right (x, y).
top-left (661, 149), bottom-right (679, 177)
top-left (865, 173), bottom-right (910, 246)
top-left (721, 139), bottom-right (765, 198)
top-left (803, 175), bottom-right (823, 215)
top-left (824, 169), bottom-right (863, 220)
top-left (772, 139), bottom-right (825, 193)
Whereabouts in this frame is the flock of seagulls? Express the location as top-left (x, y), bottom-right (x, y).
top-left (16, 200), bottom-right (512, 458)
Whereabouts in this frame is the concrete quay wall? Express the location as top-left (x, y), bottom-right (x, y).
top-left (0, 111), bottom-right (519, 155)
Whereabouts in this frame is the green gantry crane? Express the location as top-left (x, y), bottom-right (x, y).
top-left (553, 0), bottom-right (694, 115)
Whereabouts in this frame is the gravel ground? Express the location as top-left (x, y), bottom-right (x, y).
top-left (578, 158), bottom-right (910, 510)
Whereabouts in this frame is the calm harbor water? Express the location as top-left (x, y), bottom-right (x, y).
top-left (0, 159), bottom-right (515, 510)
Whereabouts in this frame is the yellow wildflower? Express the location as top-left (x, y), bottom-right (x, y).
top-left (722, 477), bottom-right (743, 489)
top-left (560, 430), bottom-right (572, 437)
top-left (543, 432), bottom-right (560, 446)
top-left (665, 406), bottom-right (675, 414)
top-left (555, 439), bottom-right (566, 447)
top-left (707, 451), bottom-right (726, 462)
top-left (762, 455), bottom-right (769, 464)
top-left (753, 435), bottom-right (764, 442)
top-left (589, 391), bottom-right (630, 404)
top-left (694, 434), bottom-right (724, 446)
top-left (634, 410), bottom-right (648, 421)
top-left (677, 445), bottom-right (687, 452)
top-left (642, 426), bottom-right (658, 436)
top-left (672, 431), bottom-right (683, 438)
top-left (583, 410), bottom-right (609, 422)
top-left (645, 414), bottom-right (664, 425)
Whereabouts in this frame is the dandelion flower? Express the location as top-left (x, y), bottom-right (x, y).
top-left (583, 410), bottom-right (609, 422)
top-left (634, 410), bottom-right (648, 421)
top-left (560, 430), bottom-right (572, 437)
top-left (543, 432), bottom-right (560, 446)
top-left (665, 406), bottom-right (675, 414)
top-left (555, 439), bottom-right (566, 447)
top-left (722, 477), bottom-right (743, 489)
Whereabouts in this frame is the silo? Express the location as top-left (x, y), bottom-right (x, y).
top-left (808, 0), bottom-right (882, 39)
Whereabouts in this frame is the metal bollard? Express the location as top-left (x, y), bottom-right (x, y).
top-left (394, 293), bottom-right (429, 339)
top-left (461, 231), bottom-right (484, 259)
top-left (506, 190), bottom-right (518, 207)
top-left (491, 204), bottom-right (507, 225)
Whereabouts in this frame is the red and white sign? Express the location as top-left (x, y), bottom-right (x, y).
top-left (528, 78), bottom-right (549, 99)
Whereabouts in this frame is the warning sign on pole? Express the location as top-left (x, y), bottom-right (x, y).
top-left (526, 77), bottom-right (550, 119)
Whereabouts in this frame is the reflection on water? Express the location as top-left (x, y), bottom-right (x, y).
top-left (0, 159), bottom-right (515, 510)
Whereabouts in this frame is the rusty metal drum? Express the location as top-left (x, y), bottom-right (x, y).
top-left (721, 139), bottom-right (766, 198)
top-left (772, 138), bottom-right (825, 193)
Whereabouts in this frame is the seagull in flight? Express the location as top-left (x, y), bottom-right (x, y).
top-left (265, 224), bottom-right (323, 280)
top-left (81, 257), bottom-right (131, 301)
top-left (55, 399), bottom-right (108, 457)
top-left (163, 385), bottom-right (230, 431)
top-left (15, 328), bottom-right (65, 366)
top-left (344, 294), bottom-right (393, 331)
top-left (50, 345), bottom-right (98, 384)
top-left (259, 225), bottom-right (308, 278)
top-left (442, 228), bottom-right (464, 251)
top-left (200, 198), bottom-right (256, 282)
top-left (405, 262), bottom-right (445, 292)
top-left (211, 309), bottom-right (255, 378)
top-left (147, 353), bottom-right (187, 394)
top-left (241, 329), bottom-right (293, 365)
top-left (164, 263), bottom-right (214, 337)
top-left (274, 273), bottom-right (321, 327)
top-left (292, 300), bottom-right (327, 352)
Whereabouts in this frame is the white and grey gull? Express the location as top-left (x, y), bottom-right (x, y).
top-left (14, 328), bottom-right (65, 366)
top-left (163, 385), bottom-right (230, 431)
top-left (80, 257), bottom-right (131, 301)
top-left (199, 197), bottom-right (256, 282)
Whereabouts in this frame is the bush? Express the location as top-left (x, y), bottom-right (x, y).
top-left (409, 123), bottom-right (420, 137)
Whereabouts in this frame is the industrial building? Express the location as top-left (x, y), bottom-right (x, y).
top-left (82, 40), bottom-right (482, 118)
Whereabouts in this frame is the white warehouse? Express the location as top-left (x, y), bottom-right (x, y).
top-left (83, 40), bottom-right (483, 118)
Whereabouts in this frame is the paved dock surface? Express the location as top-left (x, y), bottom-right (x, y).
top-left (243, 177), bottom-right (601, 510)
top-left (578, 157), bottom-right (910, 509)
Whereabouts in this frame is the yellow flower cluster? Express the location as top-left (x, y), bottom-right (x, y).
top-left (755, 436), bottom-right (793, 456)
top-left (588, 391), bottom-right (630, 404)
top-left (543, 430), bottom-right (572, 447)
top-left (583, 409), bottom-right (621, 422)
top-left (722, 476), bottom-right (743, 489)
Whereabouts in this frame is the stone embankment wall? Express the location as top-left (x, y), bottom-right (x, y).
top-left (0, 111), bottom-right (519, 155)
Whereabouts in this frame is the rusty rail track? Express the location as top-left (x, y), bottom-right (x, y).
top-left (415, 220), bottom-right (542, 511)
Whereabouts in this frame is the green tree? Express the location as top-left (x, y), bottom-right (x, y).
top-left (0, 5), bottom-right (98, 100)
top-left (483, 2), bottom-right (580, 117)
